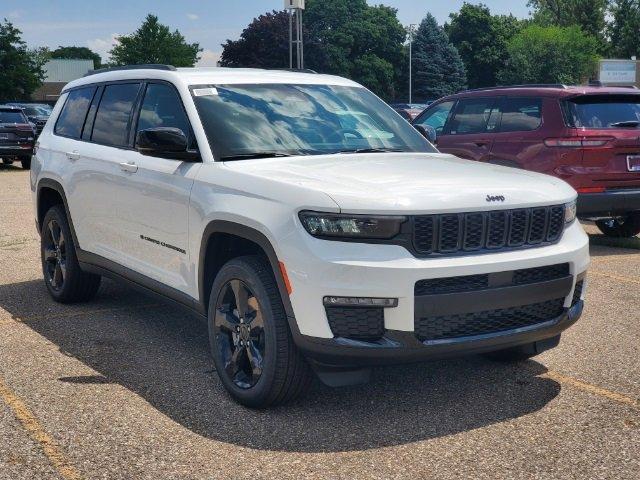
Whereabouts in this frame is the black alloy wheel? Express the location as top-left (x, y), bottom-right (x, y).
top-left (214, 279), bottom-right (266, 389)
top-left (43, 218), bottom-right (67, 292)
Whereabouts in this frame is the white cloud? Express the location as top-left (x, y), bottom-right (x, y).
top-left (197, 49), bottom-right (221, 67)
top-left (186, 13), bottom-right (199, 21)
top-left (87, 34), bottom-right (120, 64)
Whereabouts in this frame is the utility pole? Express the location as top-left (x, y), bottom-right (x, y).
top-left (407, 24), bottom-right (417, 104)
top-left (285, 0), bottom-right (305, 69)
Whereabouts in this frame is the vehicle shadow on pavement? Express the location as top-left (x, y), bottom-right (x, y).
top-left (0, 279), bottom-right (560, 453)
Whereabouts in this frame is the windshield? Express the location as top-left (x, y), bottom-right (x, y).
top-left (191, 84), bottom-right (436, 159)
top-left (565, 95), bottom-right (640, 128)
top-left (0, 111), bottom-right (26, 123)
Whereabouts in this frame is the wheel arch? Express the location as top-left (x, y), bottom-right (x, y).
top-left (198, 221), bottom-right (297, 324)
top-left (36, 178), bottom-right (80, 247)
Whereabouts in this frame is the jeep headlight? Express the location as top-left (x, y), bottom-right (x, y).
top-left (565, 200), bottom-right (577, 225)
top-left (299, 211), bottom-right (406, 239)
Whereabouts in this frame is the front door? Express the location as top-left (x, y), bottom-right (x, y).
top-left (112, 82), bottom-right (200, 295)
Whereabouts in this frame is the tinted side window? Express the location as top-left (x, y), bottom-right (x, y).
top-left (54, 86), bottom-right (96, 138)
top-left (136, 83), bottom-right (191, 137)
top-left (500, 98), bottom-right (542, 132)
top-left (448, 98), bottom-right (499, 135)
top-left (415, 101), bottom-right (454, 133)
top-left (92, 83), bottom-right (141, 147)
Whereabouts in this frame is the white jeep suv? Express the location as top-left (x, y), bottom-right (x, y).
top-left (31, 65), bottom-right (589, 407)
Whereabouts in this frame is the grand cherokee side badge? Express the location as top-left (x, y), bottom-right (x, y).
top-left (486, 195), bottom-right (505, 202)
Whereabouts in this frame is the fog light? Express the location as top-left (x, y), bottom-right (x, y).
top-left (323, 296), bottom-right (398, 307)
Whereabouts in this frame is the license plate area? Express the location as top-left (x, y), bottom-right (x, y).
top-left (628, 155), bottom-right (640, 172)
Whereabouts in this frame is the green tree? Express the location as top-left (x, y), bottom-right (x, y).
top-left (446, 3), bottom-right (523, 88)
top-left (411, 13), bottom-right (467, 101)
top-left (0, 19), bottom-right (45, 100)
top-left (499, 25), bottom-right (599, 85)
top-left (608, 0), bottom-right (640, 58)
top-left (220, 0), bottom-right (406, 100)
top-left (51, 46), bottom-right (101, 69)
top-left (220, 11), bottom-right (289, 68)
top-left (110, 14), bottom-right (201, 67)
top-left (527, 0), bottom-right (607, 48)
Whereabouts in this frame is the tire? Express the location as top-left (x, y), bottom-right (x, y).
top-left (20, 156), bottom-right (31, 169)
top-left (208, 255), bottom-right (312, 408)
top-left (595, 213), bottom-right (640, 238)
top-left (41, 205), bottom-right (101, 303)
top-left (2, 159), bottom-right (12, 165)
top-left (483, 335), bottom-right (561, 362)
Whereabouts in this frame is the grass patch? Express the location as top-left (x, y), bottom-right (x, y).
top-left (589, 234), bottom-right (640, 250)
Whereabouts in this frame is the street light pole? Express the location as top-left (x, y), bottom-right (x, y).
top-left (285, 0), bottom-right (305, 69)
top-left (407, 24), bottom-right (417, 105)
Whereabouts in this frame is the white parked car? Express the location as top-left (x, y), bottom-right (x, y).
top-left (31, 65), bottom-right (589, 407)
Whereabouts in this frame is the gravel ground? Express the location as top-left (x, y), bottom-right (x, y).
top-left (0, 166), bottom-right (638, 479)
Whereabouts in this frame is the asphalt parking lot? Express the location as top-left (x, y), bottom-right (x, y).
top-left (0, 165), bottom-right (639, 480)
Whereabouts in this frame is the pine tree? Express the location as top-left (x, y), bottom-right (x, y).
top-left (411, 14), bottom-right (467, 101)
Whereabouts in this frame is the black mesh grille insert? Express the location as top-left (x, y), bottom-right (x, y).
top-left (413, 205), bottom-right (564, 256)
top-left (513, 263), bottom-right (570, 285)
top-left (415, 263), bottom-right (570, 296)
top-left (413, 216), bottom-right (434, 253)
top-left (415, 298), bottom-right (565, 341)
top-left (326, 307), bottom-right (384, 340)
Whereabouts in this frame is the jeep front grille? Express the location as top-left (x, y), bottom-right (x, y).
top-left (412, 205), bottom-right (565, 256)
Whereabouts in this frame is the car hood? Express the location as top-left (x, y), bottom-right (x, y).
top-left (223, 152), bottom-right (576, 213)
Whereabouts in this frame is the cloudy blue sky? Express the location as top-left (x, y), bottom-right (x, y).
top-left (1, 1), bottom-right (530, 65)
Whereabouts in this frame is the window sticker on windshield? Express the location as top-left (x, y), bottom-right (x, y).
top-left (193, 87), bottom-right (218, 97)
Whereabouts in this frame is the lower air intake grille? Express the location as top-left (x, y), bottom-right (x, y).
top-left (572, 280), bottom-right (584, 306)
top-left (415, 298), bottom-right (565, 341)
top-left (326, 307), bottom-right (384, 341)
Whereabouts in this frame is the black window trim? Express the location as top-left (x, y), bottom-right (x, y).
top-left (53, 85), bottom-right (99, 140)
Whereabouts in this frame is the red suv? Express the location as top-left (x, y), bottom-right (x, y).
top-left (413, 85), bottom-right (640, 237)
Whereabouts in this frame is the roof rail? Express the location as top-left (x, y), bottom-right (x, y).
top-left (84, 64), bottom-right (176, 77)
top-left (277, 68), bottom-right (318, 74)
top-left (462, 84), bottom-right (568, 93)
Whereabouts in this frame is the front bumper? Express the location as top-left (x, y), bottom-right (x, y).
top-left (296, 300), bottom-right (583, 367)
top-left (280, 221), bottom-right (589, 365)
top-left (577, 189), bottom-right (640, 217)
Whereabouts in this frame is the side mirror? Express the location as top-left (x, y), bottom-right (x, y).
top-left (136, 127), bottom-right (200, 161)
top-left (414, 124), bottom-right (437, 143)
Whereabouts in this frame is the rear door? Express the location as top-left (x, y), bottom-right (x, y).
top-left (437, 97), bottom-right (501, 161)
top-left (564, 94), bottom-right (640, 189)
top-left (489, 96), bottom-right (545, 169)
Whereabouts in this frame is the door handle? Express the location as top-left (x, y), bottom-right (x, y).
top-left (66, 151), bottom-right (80, 161)
top-left (119, 161), bottom-right (138, 173)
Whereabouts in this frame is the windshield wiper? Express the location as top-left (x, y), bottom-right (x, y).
top-left (333, 147), bottom-right (406, 154)
top-left (609, 121), bottom-right (640, 128)
top-left (220, 152), bottom-right (292, 161)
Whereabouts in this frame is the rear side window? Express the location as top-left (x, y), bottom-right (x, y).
top-left (54, 86), bottom-right (96, 138)
top-left (564, 94), bottom-right (640, 128)
top-left (92, 83), bottom-right (141, 147)
top-left (447, 98), bottom-right (500, 135)
top-left (499, 98), bottom-right (542, 132)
